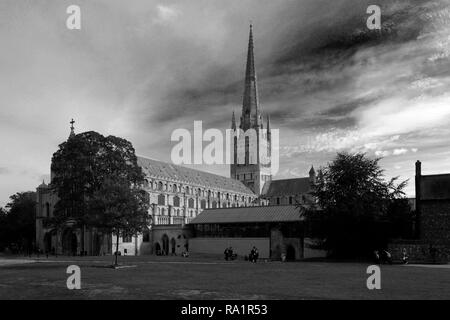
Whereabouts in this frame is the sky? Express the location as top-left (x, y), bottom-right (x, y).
top-left (1, 0), bottom-right (450, 206)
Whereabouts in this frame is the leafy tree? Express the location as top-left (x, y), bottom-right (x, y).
top-left (50, 131), bottom-right (146, 254)
top-left (0, 192), bottom-right (36, 252)
top-left (88, 177), bottom-right (150, 266)
top-left (304, 153), bottom-right (410, 258)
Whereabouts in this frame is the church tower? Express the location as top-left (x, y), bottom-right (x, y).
top-left (230, 25), bottom-right (272, 196)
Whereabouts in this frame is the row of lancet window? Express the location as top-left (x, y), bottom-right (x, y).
top-left (144, 179), bottom-right (254, 204)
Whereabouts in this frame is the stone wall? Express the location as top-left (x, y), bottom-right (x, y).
top-left (190, 237), bottom-right (270, 259)
top-left (421, 200), bottom-right (450, 243)
top-left (388, 240), bottom-right (449, 264)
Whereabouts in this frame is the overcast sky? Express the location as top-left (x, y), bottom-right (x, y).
top-left (1, 0), bottom-right (450, 206)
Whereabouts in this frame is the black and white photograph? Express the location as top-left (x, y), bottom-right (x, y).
top-left (0, 0), bottom-right (449, 305)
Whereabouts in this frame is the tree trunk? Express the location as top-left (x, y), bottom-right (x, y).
top-left (114, 233), bottom-right (119, 267)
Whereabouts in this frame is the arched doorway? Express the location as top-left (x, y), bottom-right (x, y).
top-left (171, 238), bottom-right (176, 255)
top-left (286, 245), bottom-right (296, 261)
top-left (62, 229), bottom-right (78, 256)
top-left (154, 243), bottom-right (161, 255)
top-left (44, 232), bottom-right (52, 253)
top-left (162, 234), bottom-right (169, 255)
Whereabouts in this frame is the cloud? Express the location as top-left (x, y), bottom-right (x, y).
top-left (393, 148), bottom-right (409, 156)
top-left (153, 4), bottom-right (180, 25)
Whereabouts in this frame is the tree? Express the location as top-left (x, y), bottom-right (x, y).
top-left (88, 177), bottom-right (150, 266)
top-left (0, 192), bottom-right (36, 253)
top-left (305, 153), bottom-right (409, 258)
top-left (50, 131), bottom-right (146, 255)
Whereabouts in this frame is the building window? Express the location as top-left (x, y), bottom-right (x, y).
top-left (123, 235), bottom-right (132, 243)
top-left (277, 197), bottom-right (280, 205)
top-left (45, 203), bottom-right (50, 218)
top-left (173, 196), bottom-right (180, 207)
top-left (158, 194), bottom-right (165, 206)
top-left (158, 182), bottom-right (163, 191)
top-left (289, 196), bottom-right (293, 205)
top-left (201, 199), bottom-right (207, 209)
top-left (188, 198), bottom-right (195, 208)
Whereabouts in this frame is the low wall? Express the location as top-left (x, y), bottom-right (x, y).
top-left (388, 240), bottom-right (449, 264)
top-left (190, 238), bottom-right (270, 259)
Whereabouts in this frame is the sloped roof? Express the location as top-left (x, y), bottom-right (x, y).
top-left (189, 205), bottom-right (303, 224)
top-left (137, 156), bottom-right (254, 195)
top-left (262, 178), bottom-right (312, 197)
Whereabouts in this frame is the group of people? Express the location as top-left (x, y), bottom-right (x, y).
top-left (224, 247), bottom-right (237, 261)
top-left (249, 246), bottom-right (259, 263)
top-left (223, 246), bottom-right (259, 263)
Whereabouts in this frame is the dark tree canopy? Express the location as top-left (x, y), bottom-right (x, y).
top-left (50, 131), bottom-right (146, 228)
top-left (0, 192), bottom-right (36, 252)
top-left (305, 153), bottom-right (411, 258)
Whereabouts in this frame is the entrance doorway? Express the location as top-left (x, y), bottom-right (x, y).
top-left (286, 245), bottom-right (296, 261)
top-left (162, 234), bottom-right (169, 255)
top-left (171, 238), bottom-right (176, 255)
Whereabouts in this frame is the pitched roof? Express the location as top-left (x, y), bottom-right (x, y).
top-left (137, 156), bottom-right (255, 195)
top-left (189, 205), bottom-right (303, 224)
top-left (262, 178), bottom-right (312, 197)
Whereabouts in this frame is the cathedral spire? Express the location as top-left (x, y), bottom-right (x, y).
top-left (231, 111), bottom-right (236, 130)
top-left (241, 24), bottom-right (260, 130)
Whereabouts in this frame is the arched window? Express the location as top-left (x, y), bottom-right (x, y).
top-left (173, 184), bottom-right (177, 193)
top-left (188, 198), bottom-right (195, 208)
top-left (200, 199), bottom-right (207, 209)
top-left (158, 194), bottom-right (165, 206)
top-left (45, 203), bottom-right (50, 218)
top-left (186, 186), bottom-right (190, 195)
top-left (158, 182), bottom-right (163, 191)
top-left (173, 196), bottom-right (180, 207)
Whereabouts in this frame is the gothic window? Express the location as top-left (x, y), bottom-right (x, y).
top-left (188, 198), bottom-right (195, 208)
top-left (200, 199), bottom-right (207, 209)
top-left (222, 202), bottom-right (227, 208)
top-left (158, 182), bottom-right (163, 191)
top-left (172, 184), bottom-right (177, 193)
top-left (144, 179), bottom-right (149, 188)
top-left (158, 194), bottom-right (165, 206)
top-left (45, 202), bottom-right (50, 218)
top-left (173, 196), bottom-right (180, 207)
top-left (186, 186), bottom-right (190, 195)
top-left (212, 201), bottom-right (217, 209)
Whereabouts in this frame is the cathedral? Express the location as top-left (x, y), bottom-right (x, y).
top-left (35, 25), bottom-right (317, 257)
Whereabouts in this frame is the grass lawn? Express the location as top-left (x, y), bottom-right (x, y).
top-left (0, 254), bottom-right (449, 300)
